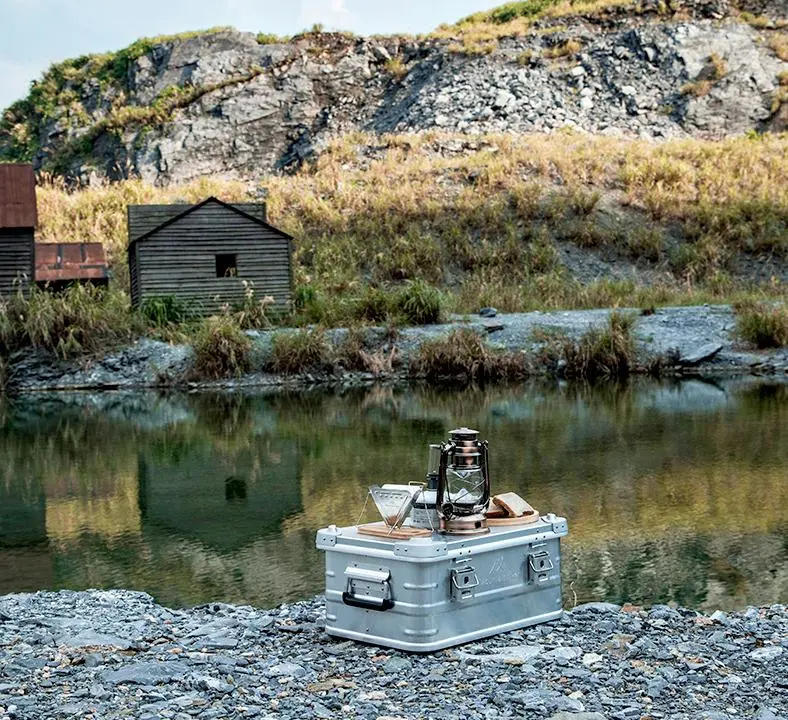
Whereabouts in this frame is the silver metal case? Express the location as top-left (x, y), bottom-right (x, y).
top-left (316, 514), bottom-right (568, 652)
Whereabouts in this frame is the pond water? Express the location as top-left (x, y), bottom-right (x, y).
top-left (0, 378), bottom-right (786, 612)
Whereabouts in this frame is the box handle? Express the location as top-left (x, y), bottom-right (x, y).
top-left (342, 592), bottom-right (394, 611)
top-left (528, 550), bottom-right (554, 582)
top-left (451, 566), bottom-right (479, 601)
top-left (343, 566), bottom-right (393, 611)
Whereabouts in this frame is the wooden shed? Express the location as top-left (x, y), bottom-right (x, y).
top-left (127, 197), bottom-right (293, 314)
top-left (0, 163), bottom-right (36, 296)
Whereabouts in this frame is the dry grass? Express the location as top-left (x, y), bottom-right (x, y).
top-left (267, 328), bottom-right (330, 374)
top-left (544, 39), bottom-right (583, 58)
top-left (0, 284), bottom-right (140, 360)
top-left (192, 314), bottom-right (252, 379)
top-left (432, 0), bottom-right (636, 48)
top-left (681, 53), bottom-right (728, 98)
top-left (735, 300), bottom-right (788, 348)
top-left (385, 57), bottom-right (409, 80)
top-left (550, 311), bottom-right (638, 380)
top-left (411, 327), bottom-right (531, 381)
top-left (32, 131), bottom-right (788, 322)
top-left (769, 33), bottom-right (788, 62)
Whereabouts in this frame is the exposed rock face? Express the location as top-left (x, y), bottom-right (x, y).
top-left (6, 5), bottom-right (787, 185)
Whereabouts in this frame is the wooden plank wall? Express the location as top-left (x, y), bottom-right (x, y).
top-left (0, 230), bottom-right (34, 297)
top-left (136, 203), bottom-right (291, 314)
top-left (129, 244), bottom-right (140, 307)
top-left (128, 202), bottom-right (267, 241)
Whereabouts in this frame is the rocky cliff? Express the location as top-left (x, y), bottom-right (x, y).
top-left (1, 0), bottom-right (786, 186)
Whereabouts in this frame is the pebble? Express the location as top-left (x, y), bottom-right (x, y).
top-left (0, 590), bottom-right (785, 720)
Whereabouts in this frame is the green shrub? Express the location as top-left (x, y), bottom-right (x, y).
top-left (397, 280), bottom-right (444, 325)
top-left (735, 301), bottom-right (788, 348)
top-left (192, 315), bottom-right (252, 379)
top-left (140, 295), bottom-right (188, 327)
top-left (268, 328), bottom-right (329, 374)
top-left (385, 57), bottom-right (409, 80)
top-left (354, 286), bottom-right (392, 323)
top-left (412, 327), bottom-right (530, 381)
top-left (487, 0), bottom-right (559, 23)
top-left (624, 227), bottom-right (665, 262)
top-left (293, 284), bottom-right (327, 323)
top-left (256, 32), bottom-right (285, 44)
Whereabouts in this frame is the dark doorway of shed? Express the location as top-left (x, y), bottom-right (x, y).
top-left (215, 253), bottom-right (238, 278)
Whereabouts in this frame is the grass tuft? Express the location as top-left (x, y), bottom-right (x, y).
top-left (397, 280), bottom-right (444, 325)
top-left (192, 315), bottom-right (252, 379)
top-left (385, 57), bottom-right (409, 80)
top-left (541, 311), bottom-right (638, 380)
top-left (411, 327), bottom-right (530, 381)
top-left (268, 328), bottom-right (329, 374)
top-left (544, 39), bottom-right (582, 58)
top-left (735, 301), bottom-right (788, 348)
top-left (769, 33), bottom-right (788, 62)
top-left (140, 295), bottom-right (188, 327)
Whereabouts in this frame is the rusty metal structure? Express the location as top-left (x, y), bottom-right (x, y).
top-left (35, 242), bottom-right (109, 289)
top-left (0, 164), bottom-right (37, 295)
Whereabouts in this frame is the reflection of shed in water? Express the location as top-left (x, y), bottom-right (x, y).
top-left (0, 483), bottom-right (53, 592)
top-left (137, 440), bottom-right (302, 552)
top-left (0, 482), bottom-right (47, 548)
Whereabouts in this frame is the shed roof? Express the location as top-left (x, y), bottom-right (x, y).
top-left (35, 243), bottom-right (108, 284)
top-left (0, 164), bottom-right (37, 229)
top-left (128, 197), bottom-right (291, 249)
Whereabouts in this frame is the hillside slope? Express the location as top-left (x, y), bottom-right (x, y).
top-left (1, 0), bottom-right (786, 185)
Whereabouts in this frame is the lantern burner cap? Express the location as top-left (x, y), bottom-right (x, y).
top-left (449, 427), bottom-right (479, 441)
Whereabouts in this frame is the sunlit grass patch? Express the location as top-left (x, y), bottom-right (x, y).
top-left (411, 327), bottom-right (531, 381)
top-left (735, 300), bottom-right (788, 348)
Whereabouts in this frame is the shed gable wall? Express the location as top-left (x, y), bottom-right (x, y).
top-left (128, 202), bottom-right (267, 242)
top-left (135, 203), bottom-right (291, 313)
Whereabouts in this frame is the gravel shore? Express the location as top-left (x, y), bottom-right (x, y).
top-left (0, 590), bottom-right (785, 720)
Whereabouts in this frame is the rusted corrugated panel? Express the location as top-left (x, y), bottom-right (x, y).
top-left (0, 164), bottom-right (37, 229)
top-left (35, 242), bottom-right (109, 283)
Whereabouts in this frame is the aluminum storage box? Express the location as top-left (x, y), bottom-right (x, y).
top-left (316, 513), bottom-right (568, 652)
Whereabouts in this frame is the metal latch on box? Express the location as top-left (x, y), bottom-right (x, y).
top-left (342, 566), bottom-right (394, 611)
top-left (528, 550), bottom-right (554, 583)
top-left (451, 565), bottom-right (479, 601)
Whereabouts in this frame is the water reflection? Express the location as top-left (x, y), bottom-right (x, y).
top-left (0, 378), bottom-right (786, 611)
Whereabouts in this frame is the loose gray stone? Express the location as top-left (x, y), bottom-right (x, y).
top-left (678, 343), bottom-right (723, 366)
top-left (101, 661), bottom-right (187, 685)
top-left (545, 646), bottom-right (583, 661)
top-left (266, 662), bottom-right (306, 678)
top-left (383, 657), bottom-right (412, 673)
top-left (749, 646), bottom-right (783, 661)
top-left (571, 602), bottom-right (621, 614)
top-left (456, 644), bottom-right (543, 664)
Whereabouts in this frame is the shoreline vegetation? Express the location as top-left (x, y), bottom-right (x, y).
top-left (0, 132), bottom-right (784, 387)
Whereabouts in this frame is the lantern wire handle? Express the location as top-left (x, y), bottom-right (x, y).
top-left (353, 490), bottom-right (372, 529)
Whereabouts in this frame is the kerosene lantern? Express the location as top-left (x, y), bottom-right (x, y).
top-left (436, 427), bottom-right (491, 535)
